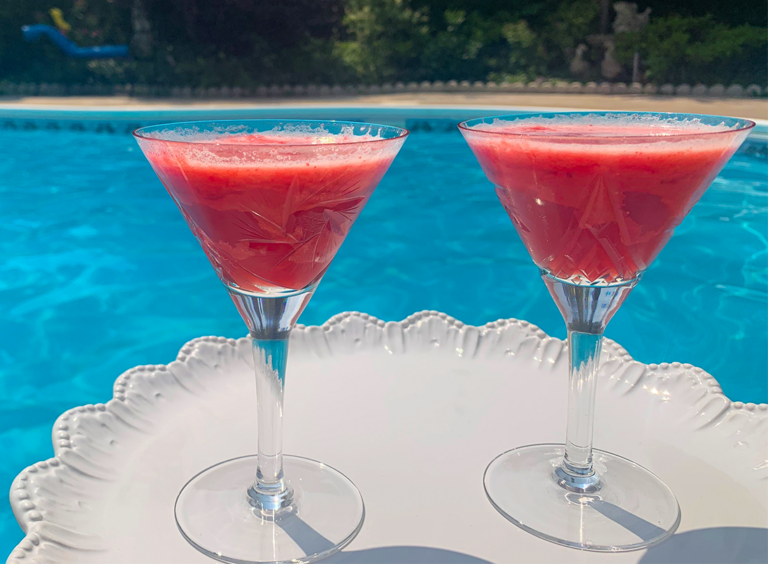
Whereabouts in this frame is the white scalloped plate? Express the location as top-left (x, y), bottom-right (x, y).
top-left (8, 312), bottom-right (768, 564)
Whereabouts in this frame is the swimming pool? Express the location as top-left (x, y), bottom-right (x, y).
top-left (0, 107), bottom-right (766, 553)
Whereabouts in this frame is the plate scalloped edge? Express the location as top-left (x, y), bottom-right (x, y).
top-left (7, 310), bottom-right (768, 563)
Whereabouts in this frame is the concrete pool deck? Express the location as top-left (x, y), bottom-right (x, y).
top-left (1, 92), bottom-right (766, 120)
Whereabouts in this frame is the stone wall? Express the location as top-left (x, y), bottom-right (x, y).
top-left (0, 80), bottom-right (764, 99)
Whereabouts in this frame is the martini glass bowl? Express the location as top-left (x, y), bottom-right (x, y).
top-left (134, 120), bottom-right (407, 564)
top-left (459, 112), bottom-right (754, 552)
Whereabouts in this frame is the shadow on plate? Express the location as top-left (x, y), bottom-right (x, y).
top-left (327, 546), bottom-right (492, 563)
top-left (276, 513), bottom-right (490, 564)
top-left (641, 527), bottom-right (768, 564)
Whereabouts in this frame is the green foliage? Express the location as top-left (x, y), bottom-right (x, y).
top-left (546, 0), bottom-right (599, 57)
top-left (337, 0), bottom-right (547, 83)
top-left (420, 10), bottom-right (505, 81)
top-left (334, 0), bottom-right (430, 83)
top-left (615, 15), bottom-right (768, 85)
top-left (501, 20), bottom-right (545, 80)
top-left (68, 0), bottom-right (130, 47)
top-left (0, 0), bottom-right (764, 88)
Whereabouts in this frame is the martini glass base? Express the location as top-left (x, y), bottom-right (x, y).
top-left (484, 444), bottom-right (680, 552)
top-left (175, 455), bottom-right (364, 564)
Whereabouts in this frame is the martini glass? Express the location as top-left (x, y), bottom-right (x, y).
top-left (134, 120), bottom-right (407, 563)
top-left (459, 112), bottom-right (754, 552)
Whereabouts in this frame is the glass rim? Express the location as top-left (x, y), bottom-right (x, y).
top-left (457, 111), bottom-right (756, 140)
top-left (133, 118), bottom-right (409, 147)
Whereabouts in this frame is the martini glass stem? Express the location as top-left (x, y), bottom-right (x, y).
top-left (229, 288), bottom-right (316, 512)
top-left (248, 335), bottom-right (292, 509)
top-left (542, 272), bottom-right (639, 493)
top-left (559, 329), bottom-right (603, 488)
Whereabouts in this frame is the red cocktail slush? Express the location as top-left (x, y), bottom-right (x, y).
top-left (464, 122), bottom-right (745, 283)
top-left (139, 133), bottom-right (399, 292)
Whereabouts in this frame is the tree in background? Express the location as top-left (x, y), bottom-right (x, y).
top-left (615, 15), bottom-right (767, 85)
top-left (545, 0), bottom-right (600, 80)
top-left (130, 0), bottom-right (152, 59)
top-left (0, 0), bottom-right (764, 88)
top-left (334, 0), bottom-right (430, 83)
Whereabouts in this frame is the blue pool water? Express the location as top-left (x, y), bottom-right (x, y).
top-left (0, 108), bottom-right (766, 553)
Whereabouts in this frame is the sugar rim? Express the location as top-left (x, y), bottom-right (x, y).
top-left (458, 111), bottom-right (756, 140)
top-left (133, 119), bottom-right (409, 147)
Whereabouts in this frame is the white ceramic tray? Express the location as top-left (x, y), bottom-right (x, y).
top-left (8, 312), bottom-right (768, 564)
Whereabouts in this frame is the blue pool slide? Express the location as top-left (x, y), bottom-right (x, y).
top-left (21, 24), bottom-right (129, 58)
